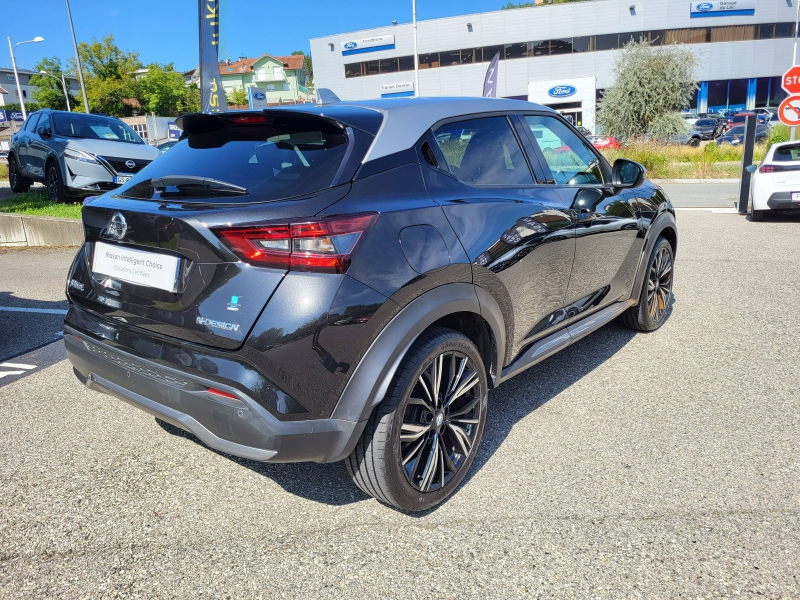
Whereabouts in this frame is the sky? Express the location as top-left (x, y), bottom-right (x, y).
top-left (2, 0), bottom-right (507, 72)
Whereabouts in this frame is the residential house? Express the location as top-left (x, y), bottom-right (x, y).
top-left (0, 66), bottom-right (80, 107)
top-left (189, 54), bottom-right (312, 105)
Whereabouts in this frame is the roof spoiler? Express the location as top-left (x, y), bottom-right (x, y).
top-left (316, 88), bottom-right (341, 105)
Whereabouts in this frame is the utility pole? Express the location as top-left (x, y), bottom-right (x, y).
top-left (792, 0), bottom-right (799, 140)
top-left (412, 0), bottom-right (419, 97)
top-left (65, 0), bottom-right (90, 113)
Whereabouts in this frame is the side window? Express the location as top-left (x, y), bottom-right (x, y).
top-left (524, 115), bottom-right (605, 185)
top-left (433, 116), bottom-right (534, 186)
top-left (23, 113), bottom-right (40, 132)
top-left (36, 114), bottom-right (50, 134)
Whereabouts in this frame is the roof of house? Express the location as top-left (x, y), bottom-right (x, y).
top-left (0, 85), bottom-right (8, 94)
top-left (212, 53), bottom-right (306, 76)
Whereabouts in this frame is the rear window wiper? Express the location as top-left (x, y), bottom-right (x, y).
top-left (150, 175), bottom-right (248, 197)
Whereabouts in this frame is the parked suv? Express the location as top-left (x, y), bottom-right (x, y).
top-left (63, 98), bottom-right (677, 510)
top-left (7, 109), bottom-right (160, 202)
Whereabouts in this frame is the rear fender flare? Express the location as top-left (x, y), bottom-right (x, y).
top-left (330, 283), bottom-right (505, 425)
top-left (630, 210), bottom-right (677, 304)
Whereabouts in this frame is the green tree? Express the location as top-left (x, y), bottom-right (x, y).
top-left (596, 39), bottom-right (699, 142)
top-left (136, 63), bottom-right (188, 116)
top-left (29, 56), bottom-right (76, 111)
top-left (501, 2), bottom-right (534, 8)
top-left (181, 83), bottom-right (201, 114)
top-left (68, 35), bottom-right (141, 116)
top-left (291, 50), bottom-right (313, 90)
top-left (226, 86), bottom-right (248, 107)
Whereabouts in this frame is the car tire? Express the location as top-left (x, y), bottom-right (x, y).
top-left (46, 161), bottom-right (71, 203)
top-left (346, 328), bottom-right (488, 511)
top-left (750, 208), bottom-right (765, 222)
top-left (689, 137), bottom-right (700, 147)
top-left (619, 236), bottom-right (674, 332)
top-left (8, 156), bottom-right (30, 193)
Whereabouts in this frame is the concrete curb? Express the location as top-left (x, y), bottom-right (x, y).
top-left (0, 213), bottom-right (83, 247)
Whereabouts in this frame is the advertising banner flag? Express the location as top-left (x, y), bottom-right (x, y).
top-left (199, 0), bottom-right (225, 113)
top-left (482, 52), bottom-right (500, 98)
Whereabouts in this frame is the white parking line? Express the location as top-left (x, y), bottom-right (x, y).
top-left (0, 371), bottom-right (26, 379)
top-left (0, 307), bottom-right (68, 315)
top-left (0, 363), bottom-right (36, 369)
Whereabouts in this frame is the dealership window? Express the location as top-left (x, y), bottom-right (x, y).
top-left (549, 38), bottom-right (573, 55)
top-left (380, 57), bottom-right (398, 73)
top-left (688, 87), bottom-right (698, 110)
top-left (418, 53), bottom-right (439, 69)
top-left (398, 56), bottom-right (415, 71)
top-left (344, 63), bottom-right (364, 78)
top-left (440, 50), bottom-right (461, 66)
top-left (666, 27), bottom-right (709, 44)
top-left (711, 25), bottom-right (755, 42)
top-left (595, 34), bottom-right (619, 51)
top-left (460, 48), bottom-right (476, 64)
top-left (505, 42), bottom-right (529, 60)
top-left (646, 30), bottom-right (665, 45)
top-left (707, 80), bottom-right (729, 110)
top-left (619, 31), bottom-right (645, 46)
top-left (481, 45), bottom-right (503, 62)
top-left (775, 22), bottom-right (794, 38)
top-left (768, 76), bottom-right (787, 106)
top-left (755, 77), bottom-right (770, 108)
top-left (757, 23), bottom-right (775, 39)
top-left (573, 36), bottom-right (593, 52)
top-left (364, 60), bottom-right (380, 76)
top-left (728, 78), bottom-right (748, 108)
top-left (531, 41), bottom-right (549, 56)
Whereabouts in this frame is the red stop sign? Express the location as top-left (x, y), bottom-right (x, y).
top-left (782, 66), bottom-right (800, 94)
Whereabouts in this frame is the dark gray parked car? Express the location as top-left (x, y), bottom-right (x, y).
top-left (7, 109), bottom-right (160, 202)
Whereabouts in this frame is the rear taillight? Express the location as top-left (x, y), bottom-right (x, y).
top-left (215, 213), bottom-right (377, 273)
top-left (759, 165), bottom-right (775, 173)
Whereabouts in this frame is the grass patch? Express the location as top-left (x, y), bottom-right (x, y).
top-left (0, 189), bottom-right (82, 219)
top-left (0, 163), bottom-right (7, 180)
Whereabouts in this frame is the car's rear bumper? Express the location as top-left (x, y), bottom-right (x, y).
top-left (765, 192), bottom-right (800, 211)
top-left (64, 327), bottom-right (363, 463)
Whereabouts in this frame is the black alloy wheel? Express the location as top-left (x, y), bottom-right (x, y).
top-left (619, 236), bottom-right (674, 332)
top-left (47, 163), bottom-right (63, 203)
top-left (8, 157), bottom-right (30, 193)
top-left (346, 328), bottom-right (488, 511)
top-left (400, 350), bottom-right (483, 493)
top-left (646, 244), bottom-right (673, 324)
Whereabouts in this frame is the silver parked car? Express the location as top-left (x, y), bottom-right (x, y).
top-left (7, 109), bottom-right (160, 202)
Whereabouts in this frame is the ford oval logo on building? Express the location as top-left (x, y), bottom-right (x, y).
top-left (547, 85), bottom-right (577, 98)
top-left (695, 2), bottom-right (714, 11)
top-left (344, 41), bottom-right (358, 50)
top-left (253, 91), bottom-right (266, 101)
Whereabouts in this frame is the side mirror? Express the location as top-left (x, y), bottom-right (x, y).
top-left (36, 125), bottom-right (50, 138)
top-left (612, 158), bottom-right (645, 188)
top-left (745, 164), bottom-right (758, 173)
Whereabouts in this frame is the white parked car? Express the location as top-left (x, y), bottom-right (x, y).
top-left (747, 141), bottom-right (800, 221)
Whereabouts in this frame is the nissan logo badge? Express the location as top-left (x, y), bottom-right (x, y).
top-left (125, 160), bottom-right (136, 169)
top-left (547, 85), bottom-right (577, 98)
top-left (106, 212), bottom-right (127, 240)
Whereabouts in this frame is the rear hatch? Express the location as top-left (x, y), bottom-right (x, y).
top-left (68, 110), bottom-right (377, 349)
top-left (769, 143), bottom-right (800, 187)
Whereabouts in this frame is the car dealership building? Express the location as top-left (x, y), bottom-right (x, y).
top-left (310, 0), bottom-right (797, 133)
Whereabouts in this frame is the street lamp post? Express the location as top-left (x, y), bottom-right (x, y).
top-left (39, 70), bottom-right (71, 111)
top-left (6, 36), bottom-right (44, 120)
top-left (65, 0), bottom-right (90, 113)
top-left (412, 0), bottom-right (419, 97)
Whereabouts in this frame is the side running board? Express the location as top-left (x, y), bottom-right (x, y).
top-left (498, 300), bottom-right (634, 383)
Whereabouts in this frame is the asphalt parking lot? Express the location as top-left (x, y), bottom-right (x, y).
top-left (1, 205), bottom-right (799, 597)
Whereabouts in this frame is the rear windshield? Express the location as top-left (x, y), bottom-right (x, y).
top-left (53, 113), bottom-right (144, 144)
top-left (773, 144), bottom-right (800, 161)
top-left (118, 119), bottom-right (350, 203)
top-left (695, 119), bottom-right (716, 127)
top-left (727, 126), bottom-right (745, 135)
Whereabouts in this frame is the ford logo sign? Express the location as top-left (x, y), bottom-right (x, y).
top-left (344, 41), bottom-right (358, 50)
top-left (547, 85), bottom-right (577, 98)
top-left (253, 91), bottom-right (266, 100)
top-left (695, 2), bottom-right (713, 11)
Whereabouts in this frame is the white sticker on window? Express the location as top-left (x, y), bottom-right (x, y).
top-left (89, 125), bottom-right (120, 139)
